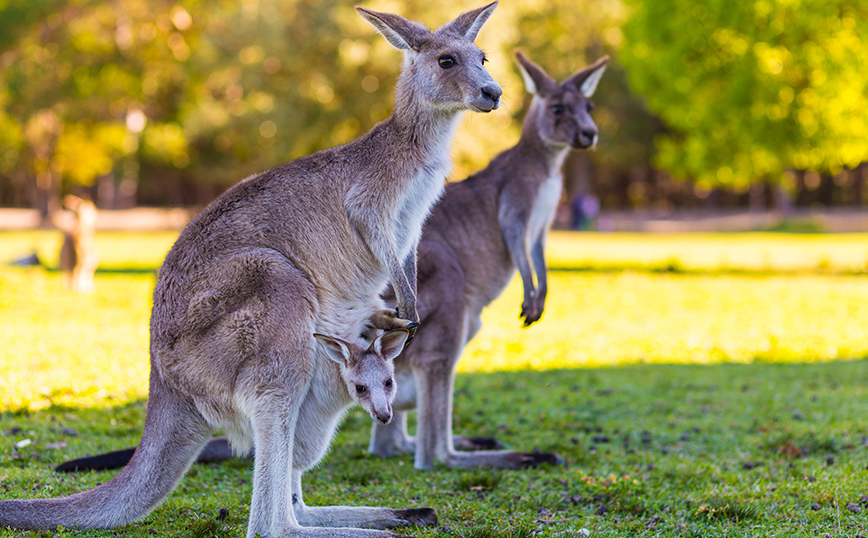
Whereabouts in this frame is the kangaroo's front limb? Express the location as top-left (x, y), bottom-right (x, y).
top-left (346, 195), bottom-right (419, 327)
top-left (528, 235), bottom-right (548, 325)
top-left (291, 470), bottom-right (436, 530)
top-left (498, 203), bottom-right (539, 326)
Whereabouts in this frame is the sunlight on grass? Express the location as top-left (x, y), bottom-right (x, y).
top-left (460, 272), bottom-right (868, 372)
top-left (2, 231), bottom-right (868, 411)
top-left (545, 231), bottom-right (868, 273)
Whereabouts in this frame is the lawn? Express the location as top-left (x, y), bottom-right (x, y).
top-left (1, 230), bottom-right (868, 537)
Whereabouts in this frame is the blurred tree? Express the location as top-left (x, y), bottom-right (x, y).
top-left (620, 0), bottom-right (868, 198)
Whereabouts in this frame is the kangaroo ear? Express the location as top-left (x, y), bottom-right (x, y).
top-left (563, 56), bottom-right (609, 98)
top-left (373, 329), bottom-right (410, 362)
top-left (515, 50), bottom-right (557, 96)
top-left (440, 1), bottom-right (497, 41)
top-left (356, 7), bottom-right (429, 51)
top-left (314, 334), bottom-right (352, 366)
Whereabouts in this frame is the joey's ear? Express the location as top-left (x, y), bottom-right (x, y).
top-left (373, 329), bottom-right (410, 362)
top-left (356, 7), bottom-right (429, 51)
top-left (563, 56), bottom-right (609, 98)
top-left (314, 334), bottom-right (352, 365)
top-left (440, 1), bottom-right (497, 42)
top-left (515, 50), bottom-right (556, 96)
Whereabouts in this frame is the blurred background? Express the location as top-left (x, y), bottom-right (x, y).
top-left (0, 0), bottom-right (865, 231)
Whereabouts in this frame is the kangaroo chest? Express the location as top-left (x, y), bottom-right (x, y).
top-left (526, 173), bottom-right (562, 247)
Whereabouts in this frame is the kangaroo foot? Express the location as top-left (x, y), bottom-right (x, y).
top-left (443, 449), bottom-right (563, 470)
top-left (453, 435), bottom-right (504, 451)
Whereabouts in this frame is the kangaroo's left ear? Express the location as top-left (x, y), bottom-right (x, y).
top-left (373, 329), bottom-right (410, 361)
top-left (563, 56), bottom-right (609, 98)
top-left (314, 334), bottom-right (352, 366)
top-left (515, 49), bottom-right (557, 96)
top-left (439, 1), bottom-right (497, 41)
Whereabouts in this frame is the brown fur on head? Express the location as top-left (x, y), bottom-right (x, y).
top-left (313, 329), bottom-right (410, 424)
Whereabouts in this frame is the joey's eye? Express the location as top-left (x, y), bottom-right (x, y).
top-left (355, 385), bottom-right (367, 395)
top-left (385, 378), bottom-right (393, 388)
top-left (438, 56), bottom-right (455, 69)
top-left (482, 56), bottom-right (489, 65)
top-left (551, 104), bottom-right (565, 115)
top-left (586, 102), bottom-right (595, 113)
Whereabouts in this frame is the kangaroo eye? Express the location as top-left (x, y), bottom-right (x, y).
top-left (482, 56), bottom-right (488, 65)
top-left (385, 378), bottom-right (393, 388)
top-left (438, 56), bottom-right (455, 69)
top-left (355, 385), bottom-right (367, 395)
top-left (586, 102), bottom-right (595, 113)
top-left (551, 104), bottom-right (565, 115)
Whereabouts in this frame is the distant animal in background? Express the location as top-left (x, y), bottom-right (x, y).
top-left (59, 195), bottom-right (99, 293)
top-left (368, 50), bottom-right (610, 470)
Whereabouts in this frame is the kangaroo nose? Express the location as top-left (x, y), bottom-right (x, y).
top-left (481, 84), bottom-right (501, 108)
top-left (376, 411), bottom-right (392, 424)
top-left (577, 129), bottom-right (598, 148)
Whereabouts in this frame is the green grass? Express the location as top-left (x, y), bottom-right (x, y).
top-left (2, 230), bottom-right (868, 537)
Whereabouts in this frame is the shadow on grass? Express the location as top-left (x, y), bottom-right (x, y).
top-left (3, 360), bottom-right (868, 537)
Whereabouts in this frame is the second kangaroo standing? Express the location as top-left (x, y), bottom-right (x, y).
top-left (369, 51), bottom-right (609, 470)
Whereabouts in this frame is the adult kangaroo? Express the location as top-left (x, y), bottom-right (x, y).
top-left (55, 51), bottom-right (606, 475)
top-left (0, 4), bottom-right (502, 538)
top-left (368, 51), bottom-right (609, 470)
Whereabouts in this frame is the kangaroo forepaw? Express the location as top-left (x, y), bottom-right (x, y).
top-left (391, 508), bottom-right (438, 527)
top-left (368, 309), bottom-right (417, 331)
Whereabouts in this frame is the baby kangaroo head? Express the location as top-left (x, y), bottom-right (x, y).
top-left (515, 50), bottom-right (609, 150)
top-left (314, 329), bottom-right (410, 425)
top-left (356, 2), bottom-right (502, 113)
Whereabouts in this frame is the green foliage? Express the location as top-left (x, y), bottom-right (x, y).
top-left (620, 0), bottom-right (868, 186)
top-left (0, 0), bottom-right (652, 206)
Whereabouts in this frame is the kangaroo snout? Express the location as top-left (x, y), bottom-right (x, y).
top-left (475, 83), bottom-right (502, 112)
top-left (575, 128), bottom-right (598, 149)
top-left (375, 410), bottom-right (393, 425)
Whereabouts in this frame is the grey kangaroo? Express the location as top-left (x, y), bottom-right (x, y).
top-left (0, 4), bottom-right (502, 538)
top-left (56, 51), bottom-right (607, 475)
top-left (369, 51), bottom-right (608, 470)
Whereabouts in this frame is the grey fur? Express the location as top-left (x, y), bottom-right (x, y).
top-left (0, 4), bottom-right (500, 537)
top-left (368, 51), bottom-right (609, 470)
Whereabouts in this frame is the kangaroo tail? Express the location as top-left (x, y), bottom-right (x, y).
top-left (55, 437), bottom-right (244, 473)
top-left (0, 372), bottom-right (212, 530)
top-left (55, 447), bottom-right (137, 473)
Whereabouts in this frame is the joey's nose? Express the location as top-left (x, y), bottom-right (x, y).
top-left (481, 84), bottom-right (502, 109)
top-left (376, 411), bottom-right (392, 425)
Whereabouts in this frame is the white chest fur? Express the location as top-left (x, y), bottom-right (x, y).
top-left (393, 117), bottom-right (458, 260)
top-left (526, 172), bottom-right (562, 249)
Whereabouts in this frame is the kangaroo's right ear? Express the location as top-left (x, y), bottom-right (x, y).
top-left (314, 333), bottom-right (351, 366)
top-left (515, 50), bottom-right (556, 96)
top-left (356, 7), bottom-right (430, 51)
top-left (373, 329), bottom-right (410, 362)
top-left (440, 1), bottom-right (498, 42)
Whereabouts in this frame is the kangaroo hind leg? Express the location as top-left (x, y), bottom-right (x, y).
top-left (291, 470), bottom-right (437, 531)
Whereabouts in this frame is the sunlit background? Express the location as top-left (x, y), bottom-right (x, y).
top-left (1, 0), bottom-right (866, 216)
top-left (1, 0), bottom-right (868, 411)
